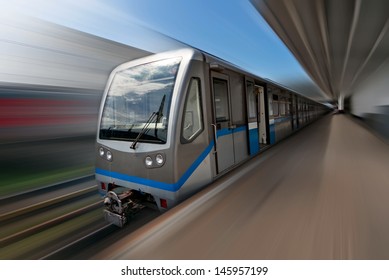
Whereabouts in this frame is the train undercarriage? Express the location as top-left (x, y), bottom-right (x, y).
top-left (103, 187), bottom-right (156, 227)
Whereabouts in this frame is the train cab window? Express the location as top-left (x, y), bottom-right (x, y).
top-left (100, 57), bottom-right (181, 144)
top-left (181, 78), bottom-right (204, 143)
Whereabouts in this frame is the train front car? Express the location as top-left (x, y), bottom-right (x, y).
top-left (95, 49), bottom-right (211, 227)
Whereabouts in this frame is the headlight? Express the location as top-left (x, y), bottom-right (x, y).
top-left (99, 147), bottom-right (105, 157)
top-left (106, 151), bottom-right (113, 161)
top-left (145, 156), bottom-right (153, 167)
top-left (155, 154), bottom-right (165, 165)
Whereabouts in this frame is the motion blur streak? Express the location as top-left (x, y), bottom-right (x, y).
top-left (0, 13), bottom-right (150, 195)
top-left (0, 14), bottom-right (150, 142)
top-left (0, 87), bottom-right (99, 142)
top-left (0, 98), bottom-right (93, 127)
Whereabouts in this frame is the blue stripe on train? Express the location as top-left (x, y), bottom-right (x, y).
top-left (216, 125), bottom-right (246, 138)
top-left (269, 123), bottom-right (276, 144)
top-left (96, 140), bottom-right (214, 193)
top-left (248, 128), bottom-right (259, 155)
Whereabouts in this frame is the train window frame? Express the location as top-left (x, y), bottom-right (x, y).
top-left (99, 57), bottom-right (181, 144)
top-left (181, 77), bottom-right (204, 144)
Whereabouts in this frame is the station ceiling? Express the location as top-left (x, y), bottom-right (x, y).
top-left (251, 0), bottom-right (389, 103)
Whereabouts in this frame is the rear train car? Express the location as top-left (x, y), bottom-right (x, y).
top-left (95, 48), bottom-right (328, 227)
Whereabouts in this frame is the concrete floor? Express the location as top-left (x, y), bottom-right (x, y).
top-left (97, 114), bottom-right (389, 259)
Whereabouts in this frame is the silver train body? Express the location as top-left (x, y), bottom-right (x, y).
top-left (95, 48), bottom-right (328, 226)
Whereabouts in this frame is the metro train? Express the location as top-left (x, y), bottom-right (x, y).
top-left (95, 48), bottom-right (328, 227)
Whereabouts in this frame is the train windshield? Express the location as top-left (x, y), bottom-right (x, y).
top-left (99, 57), bottom-right (181, 144)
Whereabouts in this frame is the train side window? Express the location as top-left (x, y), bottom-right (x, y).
top-left (246, 81), bottom-right (256, 119)
top-left (181, 78), bottom-right (204, 143)
top-left (280, 101), bottom-right (286, 116)
top-left (272, 94), bottom-right (279, 116)
top-left (213, 78), bottom-right (230, 122)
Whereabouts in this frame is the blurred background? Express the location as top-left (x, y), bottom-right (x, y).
top-left (0, 16), bottom-right (148, 196)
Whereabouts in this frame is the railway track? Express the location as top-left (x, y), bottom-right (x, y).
top-left (41, 205), bottom-right (161, 259)
top-left (0, 175), bottom-right (161, 259)
top-left (40, 224), bottom-right (118, 259)
top-left (0, 174), bottom-right (95, 206)
top-left (0, 176), bottom-right (105, 259)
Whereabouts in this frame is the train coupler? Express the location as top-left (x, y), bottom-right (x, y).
top-left (103, 190), bottom-right (144, 227)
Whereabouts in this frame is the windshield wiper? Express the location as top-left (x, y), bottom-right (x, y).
top-left (130, 95), bottom-right (166, 150)
top-left (154, 94), bottom-right (166, 138)
top-left (100, 126), bottom-right (114, 138)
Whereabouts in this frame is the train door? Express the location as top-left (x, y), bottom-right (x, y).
top-left (294, 94), bottom-right (299, 129)
top-left (211, 72), bottom-right (235, 173)
top-left (246, 80), bottom-right (267, 155)
top-left (256, 85), bottom-right (267, 147)
top-left (246, 80), bottom-right (259, 155)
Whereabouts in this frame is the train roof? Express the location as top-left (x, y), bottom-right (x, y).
top-left (196, 48), bottom-right (325, 104)
top-left (114, 47), bottom-right (326, 105)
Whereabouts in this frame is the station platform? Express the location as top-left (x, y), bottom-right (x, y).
top-left (98, 114), bottom-right (389, 259)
